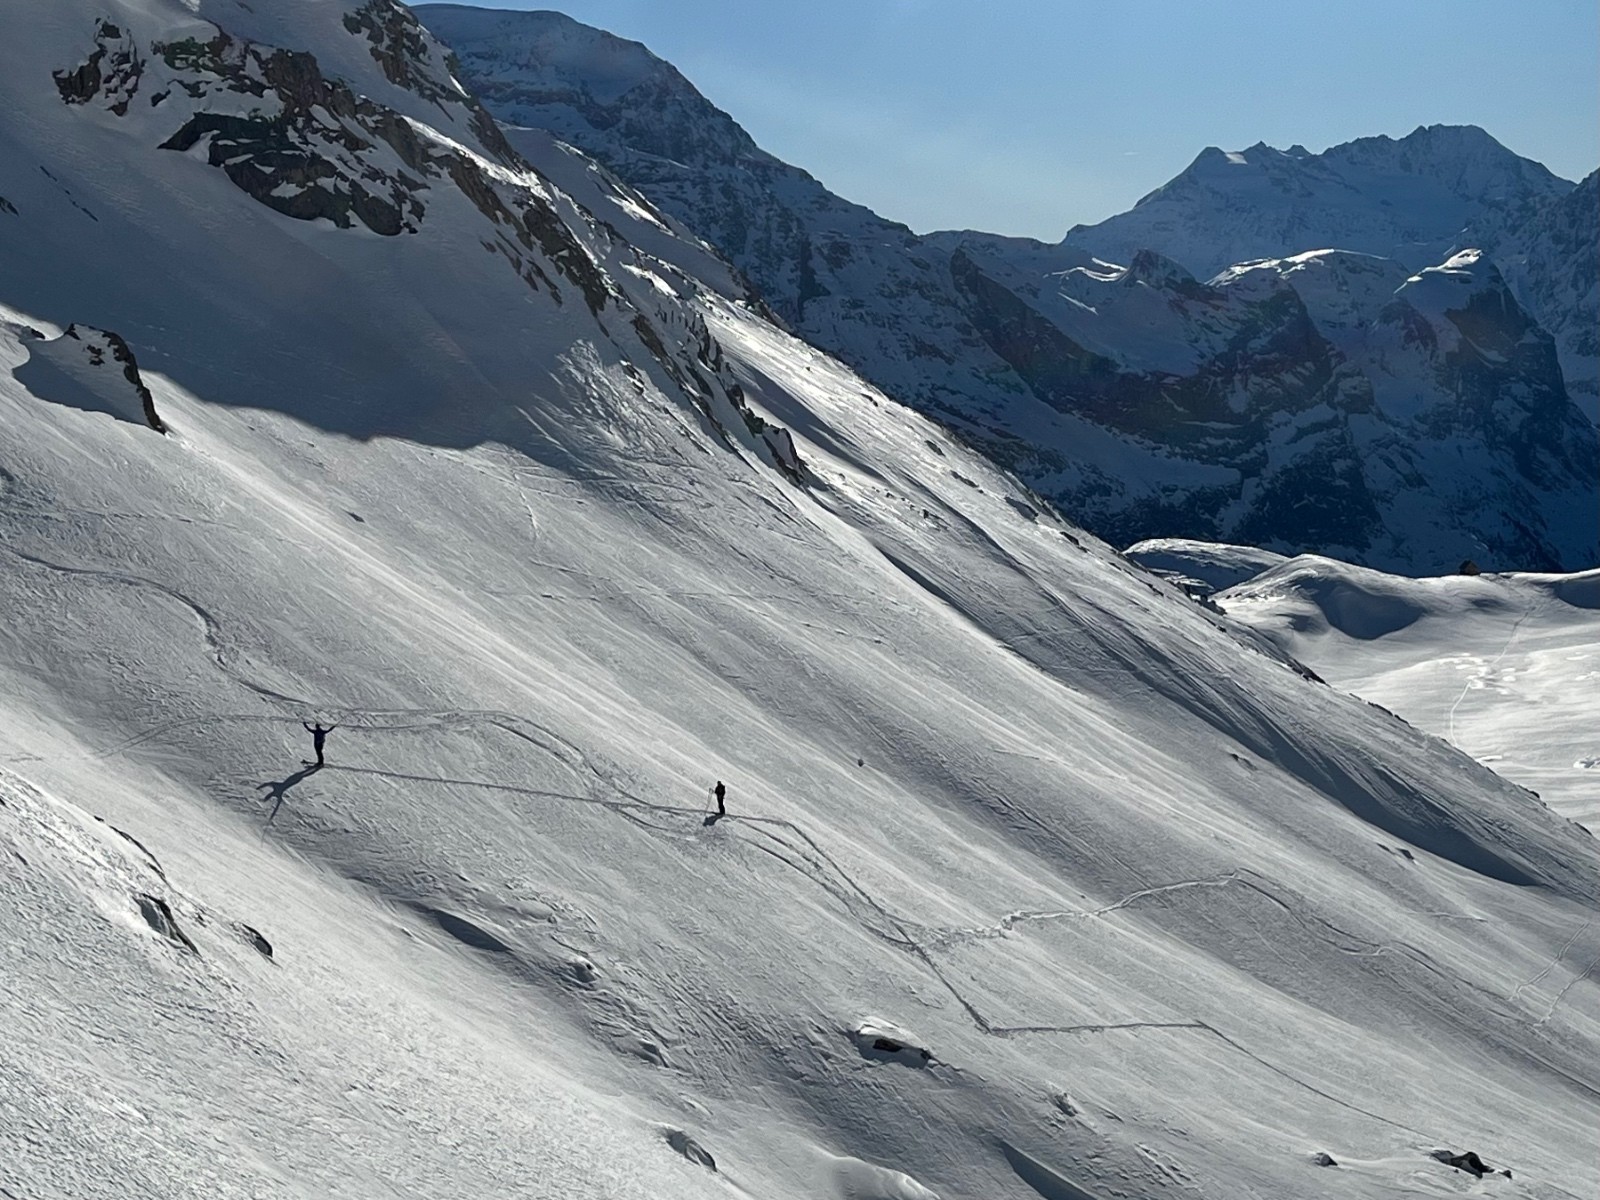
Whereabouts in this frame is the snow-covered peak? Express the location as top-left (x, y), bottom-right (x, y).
top-left (1068, 125), bottom-right (1572, 278)
top-left (1396, 248), bottom-right (1503, 313)
top-left (1384, 248), bottom-right (1536, 361)
top-left (416, 5), bottom-right (673, 104)
top-left (424, 9), bottom-right (1595, 571)
top-left (416, 4), bottom-right (768, 170)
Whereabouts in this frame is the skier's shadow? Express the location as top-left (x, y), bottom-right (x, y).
top-left (703, 812), bottom-right (725, 827)
top-left (258, 763), bottom-right (321, 827)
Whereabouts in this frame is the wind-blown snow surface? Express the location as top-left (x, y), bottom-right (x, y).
top-left (1221, 557), bottom-right (1600, 833)
top-left (3, 3), bottom-right (1600, 1198)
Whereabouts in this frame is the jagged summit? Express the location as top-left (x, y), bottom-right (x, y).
top-left (1071, 125), bottom-right (1573, 278)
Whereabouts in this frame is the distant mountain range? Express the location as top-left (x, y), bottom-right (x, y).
top-left (421, 4), bottom-right (1598, 573)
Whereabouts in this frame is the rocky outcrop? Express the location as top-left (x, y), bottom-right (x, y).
top-left (52, 7), bottom-right (608, 312)
top-left (53, 18), bottom-right (143, 114)
top-left (18, 325), bottom-right (167, 432)
top-left (136, 893), bottom-right (198, 953)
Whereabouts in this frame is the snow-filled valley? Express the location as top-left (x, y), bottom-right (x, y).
top-left (1219, 555), bottom-right (1600, 833)
top-left (2, 3), bottom-right (1598, 1199)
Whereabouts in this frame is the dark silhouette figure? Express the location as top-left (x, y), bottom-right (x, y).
top-left (713, 780), bottom-right (726, 815)
top-left (303, 721), bottom-right (337, 766)
top-left (257, 763), bottom-right (321, 828)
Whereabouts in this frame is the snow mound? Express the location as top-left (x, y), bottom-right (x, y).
top-left (850, 1017), bottom-right (934, 1066)
top-left (826, 1153), bottom-right (942, 1200)
top-left (1223, 557), bottom-right (1600, 828)
top-left (1125, 539), bottom-right (1287, 593)
top-left (1219, 555), bottom-right (1449, 640)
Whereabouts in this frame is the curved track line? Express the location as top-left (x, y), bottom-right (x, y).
top-left (1446, 594), bottom-right (1541, 746)
top-left (3, 538), bottom-right (1550, 1144)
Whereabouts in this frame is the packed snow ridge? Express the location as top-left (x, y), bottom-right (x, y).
top-left (3, 2), bottom-right (1598, 1198)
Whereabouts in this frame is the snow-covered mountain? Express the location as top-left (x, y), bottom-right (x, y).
top-left (4, 3), bottom-right (1600, 1198)
top-left (1062, 132), bottom-right (1599, 423)
top-left (418, 6), bottom-right (1597, 573)
top-left (1062, 126), bottom-right (1569, 280)
top-left (1216, 554), bottom-right (1600, 831)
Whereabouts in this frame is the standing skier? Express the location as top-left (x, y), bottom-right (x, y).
top-left (712, 780), bottom-right (726, 816)
top-left (303, 721), bottom-right (337, 767)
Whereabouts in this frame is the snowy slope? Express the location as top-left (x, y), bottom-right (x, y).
top-left (3, 3), bottom-right (1600, 1199)
top-left (1220, 557), bottom-right (1600, 832)
top-left (420, 8), bottom-right (1597, 572)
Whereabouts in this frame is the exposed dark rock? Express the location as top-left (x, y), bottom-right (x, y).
top-left (342, 0), bottom-right (522, 169)
top-left (0, 195), bottom-right (16, 216)
top-left (99, 819), bottom-right (167, 879)
top-left (850, 1021), bottom-right (934, 1067)
top-left (1431, 1149), bottom-right (1495, 1178)
top-left (1311, 1151), bottom-right (1338, 1167)
top-left (239, 924), bottom-right (274, 960)
top-left (663, 1128), bottom-right (717, 1172)
top-left (763, 426), bottom-right (803, 482)
top-left (136, 893), bottom-right (198, 954)
top-left (54, 19), bottom-right (143, 114)
top-left (100, 329), bottom-right (165, 433)
top-left (20, 325), bottom-right (168, 431)
top-left (63, 325), bottom-right (166, 432)
top-left (154, 45), bottom-right (423, 238)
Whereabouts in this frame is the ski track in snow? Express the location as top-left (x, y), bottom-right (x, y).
top-left (1446, 593), bottom-right (1543, 747)
top-left (3, 25), bottom-right (1596, 1188)
top-left (2, 535), bottom-right (1538, 1150)
top-left (1535, 951), bottom-right (1600, 1030)
top-left (1511, 917), bottom-right (1593, 1005)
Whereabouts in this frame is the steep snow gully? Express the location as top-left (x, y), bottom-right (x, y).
top-left (2, 3), bottom-right (1598, 1199)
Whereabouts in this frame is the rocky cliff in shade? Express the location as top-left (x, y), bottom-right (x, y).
top-left (419, 5), bottom-right (1598, 573)
top-left (1491, 169), bottom-right (1600, 420)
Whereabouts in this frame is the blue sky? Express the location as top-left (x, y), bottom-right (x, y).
top-left (448, 1), bottom-right (1599, 239)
